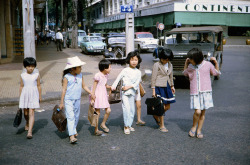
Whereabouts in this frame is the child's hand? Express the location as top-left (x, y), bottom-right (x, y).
top-left (59, 103), bottom-right (64, 110)
top-left (185, 58), bottom-right (190, 65)
top-left (90, 93), bottom-right (96, 100)
top-left (111, 86), bottom-right (116, 91)
top-left (210, 57), bottom-right (217, 63)
top-left (122, 86), bottom-right (131, 91)
top-left (152, 89), bottom-right (156, 98)
top-left (171, 86), bottom-right (175, 94)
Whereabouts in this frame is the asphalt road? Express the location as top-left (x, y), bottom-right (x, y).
top-left (0, 47), bottom-right (249, 164)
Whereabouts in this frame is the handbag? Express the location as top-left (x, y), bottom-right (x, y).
top-left (51, 105), bottom-right (67, 132)
top-left (88, 104), bottom-right (98, 127)
top-left (139, 83), bottom-right (146, 97)
top-left (145, 97), bottom-right (165, 116)
top-left (13, 108), bottom-right (22, 127)
top-left (108, 80), bottom-right (123, 104)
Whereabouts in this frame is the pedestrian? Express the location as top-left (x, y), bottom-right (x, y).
top-left (59, 56), bottom-right (94, 144)
top-left (19, 57), bottom-right (42, 139)
top-left (183, 48), bottom-right (221, 139)
top-left (90, 59), bottom-right (112, 136)
top-left (111, 51), bottom-right (142, 135)
top-left (135, 63), bottom-right (146, 126)
top-left (151, 48), bottom-right (176, 133)
top-left (56, 28), bottom-right (63, 51)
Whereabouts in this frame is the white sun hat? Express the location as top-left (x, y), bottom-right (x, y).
top-left (64, 56), bottom-right (86, 70)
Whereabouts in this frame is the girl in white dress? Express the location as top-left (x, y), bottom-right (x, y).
top-left (19, 57), bottom-right (42, 139)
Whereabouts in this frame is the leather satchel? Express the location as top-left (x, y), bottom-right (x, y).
top-left (13, 108), bottom-right (22, 127)
top-left (88, 104), bottom-right (98, 127)
top-left (139, 83), bottom-right (146, 97)
top-left (108, 80), bottom-right (123, 104)
top-left (51, 105), bottom-right (67, 132)
top-left (145, 97), bottom-right (165, 116)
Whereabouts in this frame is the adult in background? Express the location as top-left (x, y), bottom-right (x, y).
top-left (56, 28), bottom-right (63, 51)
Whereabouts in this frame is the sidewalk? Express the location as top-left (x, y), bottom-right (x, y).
top-left (0, 43), bottom-right (124, 106)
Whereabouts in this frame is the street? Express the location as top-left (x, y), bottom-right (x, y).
top-left (0, 46), bottom-right (250, 164)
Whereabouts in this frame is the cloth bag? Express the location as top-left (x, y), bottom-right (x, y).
top-left (13, 109), bottom-right (22, 127)
top-left (88, 104), bottom-right (98, 127)
top-left (51, 105), bottom-right (67, 132)
top-left (139, 83), bottom-right (146, 97)
top-left (145, 97), bottom-right (165, 116)
top-left (108, 80), bottom-right (123, 104)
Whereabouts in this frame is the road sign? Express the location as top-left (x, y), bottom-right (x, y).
top-left (158, 23), bottom-right (164, 30)
top-left (121, 5), bottom-right (133, 13)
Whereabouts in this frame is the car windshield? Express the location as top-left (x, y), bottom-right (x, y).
top-left (78, 32), bottom-right (86, 36)
top-left (91, 33), bottom-right (101, 37)
top-left (137, 33), bottom-right (153, 38)
top-left (165, 32), bottom-right (213, 44)
top-left (90, 37), bottom-right (102, 42)
top-left (108, 37), bottom-right (126, 44)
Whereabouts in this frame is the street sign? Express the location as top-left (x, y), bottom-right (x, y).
top-left (158, 23), bottom-right (164, 30)
top-left (121, 5), bottom-right (133, 13)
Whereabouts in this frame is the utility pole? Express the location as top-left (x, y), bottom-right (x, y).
top-left (71, 0), bottom-right (78, 49)
top-left (125, 13), bottom-right (134, 56)
top-left (22, 0), bottom-right (36, 59)
top-left (46, 0), bottom-right (48, 30)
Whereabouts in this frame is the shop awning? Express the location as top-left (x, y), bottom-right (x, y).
top-left (174, 12), bottom-right (250, 27)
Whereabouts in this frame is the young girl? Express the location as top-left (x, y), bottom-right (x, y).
top-left (183, 48), bottom-right (220, 139)
top-left (59, 56), bottom-right (94, 144)
top-left (19, 57), bottom-right (42, 139)
top-left (91, 59), bottom-right (112, 136)
top-left (151, 48), bottom-right (176, 133)
top-left (112, 51), bottom-right (142, 135)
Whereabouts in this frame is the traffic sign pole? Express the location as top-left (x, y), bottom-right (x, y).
top-left (125, 13), bottom-right (134, 56)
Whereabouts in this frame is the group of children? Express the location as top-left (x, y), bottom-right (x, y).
top-left (19, 48), bottom-right (220, 143)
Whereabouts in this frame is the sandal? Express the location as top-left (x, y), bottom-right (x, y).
top-left (159, 127), bottom-right (168, 133)
top-left (136, 121), bottom-right (146, 126)
top-left (124, 128), bottom-right (130, 135)
top-left (100, 125), bottom-right (109, 133)
top-left (95, 130), bottom-right (103, 136)
top-left (74, 133), bottom-right (78, 138)
top-left (70, 137), bottom-right (77, 144)
top-left (196, 133), bottom-right (204, 139)
top-left (129, 127), bottom-right (135, 132)
top-left (27, 132), bottom-right (32, 139)
top-left (188, 130), bottom-right (196, 137)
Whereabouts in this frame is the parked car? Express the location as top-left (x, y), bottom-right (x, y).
top-left (134, 32), bottom-right (158, 53)
top-left (163, 26), bottom-right (224, 80)
top-left (90, 33), bottom-right (105, 42)
top-left (66, 30), bottom-right (87, 48)
top-left (103, 34), bottom-right (127, 62)
top-left (80, 36), bottom-right (106, 54)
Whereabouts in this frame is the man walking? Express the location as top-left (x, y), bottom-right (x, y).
top-left (56, 28), bottom-right (63, 51)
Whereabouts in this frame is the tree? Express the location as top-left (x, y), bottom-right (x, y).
top-left (71, 0), bottom-right (78, 48)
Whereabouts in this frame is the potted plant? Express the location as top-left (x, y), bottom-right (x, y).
top-left (243, 31), bottom-right (250, 45)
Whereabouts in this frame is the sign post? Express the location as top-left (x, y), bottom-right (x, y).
top-left (121, 5), bottom-right (134, 56)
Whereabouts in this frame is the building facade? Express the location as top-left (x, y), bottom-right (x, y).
top-left (91, 0), bottom-right (250, 36)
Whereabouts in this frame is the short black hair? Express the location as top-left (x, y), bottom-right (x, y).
top-left (23, 57), bottom-right (37, 67)
top-left (187, 48), bottom-right (204, 65)
top-left (126, 50), bottom-right (142, 65)
top-left (99, 59), bottom-right (111, 71)
top-left (159, 48), bottom-right (173, 61)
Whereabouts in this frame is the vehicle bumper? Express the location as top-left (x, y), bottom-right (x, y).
top-left (141, 44), bottom-right (158, 50)
top-left (103, 52), bottom-right (126, 60)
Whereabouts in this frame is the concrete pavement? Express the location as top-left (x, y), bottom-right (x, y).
top-left (0, 43), bottom-right (124, 106)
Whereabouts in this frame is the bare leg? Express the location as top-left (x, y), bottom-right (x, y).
top-left (24, 109), bottom-right (29, 131)
top-left (136, 100), bottom-right (145, 125)
top-left (159, 104), bottom-right (170, 129)
top-left (190, 109), bottom-right (201, 134)
top-left (27, 109), bottom-right (35, 138)
top-left (197, 110), bottom-right (206, 135)
top-left (101, 108), bottom-right (111, 128)
top-left (94, 109), bottom-right (100, 133)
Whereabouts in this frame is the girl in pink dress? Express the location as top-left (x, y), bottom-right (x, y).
top-left (91, 59), bottom-right (112, 136)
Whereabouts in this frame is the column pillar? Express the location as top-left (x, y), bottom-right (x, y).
top-left (112, 0), bottom-right (115, 15)
top-left (22, 0), bottom-right (36, 59)
top-left (5, 0), bottom-right (13, 60)
top-left (122, 0), bottom-right (125, 5)
top-left (108, 0), bottom-right (111, 16)
top-left (142, 0), bottom-right (145, 7)
top-left (0, 0), bottom-right (6, 59)
top-left (117, 0), bottom-right (120, 13)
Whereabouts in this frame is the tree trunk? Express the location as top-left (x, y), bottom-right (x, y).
top-left (71, 0), bottom-right (78, 49)
top-left (55, 0), bottom-right (59, 30)
top-left (63, 0), bottom-right (68, 31)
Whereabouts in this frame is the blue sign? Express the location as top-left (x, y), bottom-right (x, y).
top-left (121, 5), bottom-right (133, 13)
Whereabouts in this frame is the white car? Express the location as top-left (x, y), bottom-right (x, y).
top-left (134, 32), bottom-right (158, 52)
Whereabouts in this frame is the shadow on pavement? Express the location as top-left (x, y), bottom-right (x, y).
top-left (33, 119), bottom-right (48, 135)
top-left (168, 118), bottom-right (192, 132)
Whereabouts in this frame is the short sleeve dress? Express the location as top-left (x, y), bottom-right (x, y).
top-left (92, 72), bottom-right (110, 109)
top-left (19, 72), bottom-right (40, 109)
